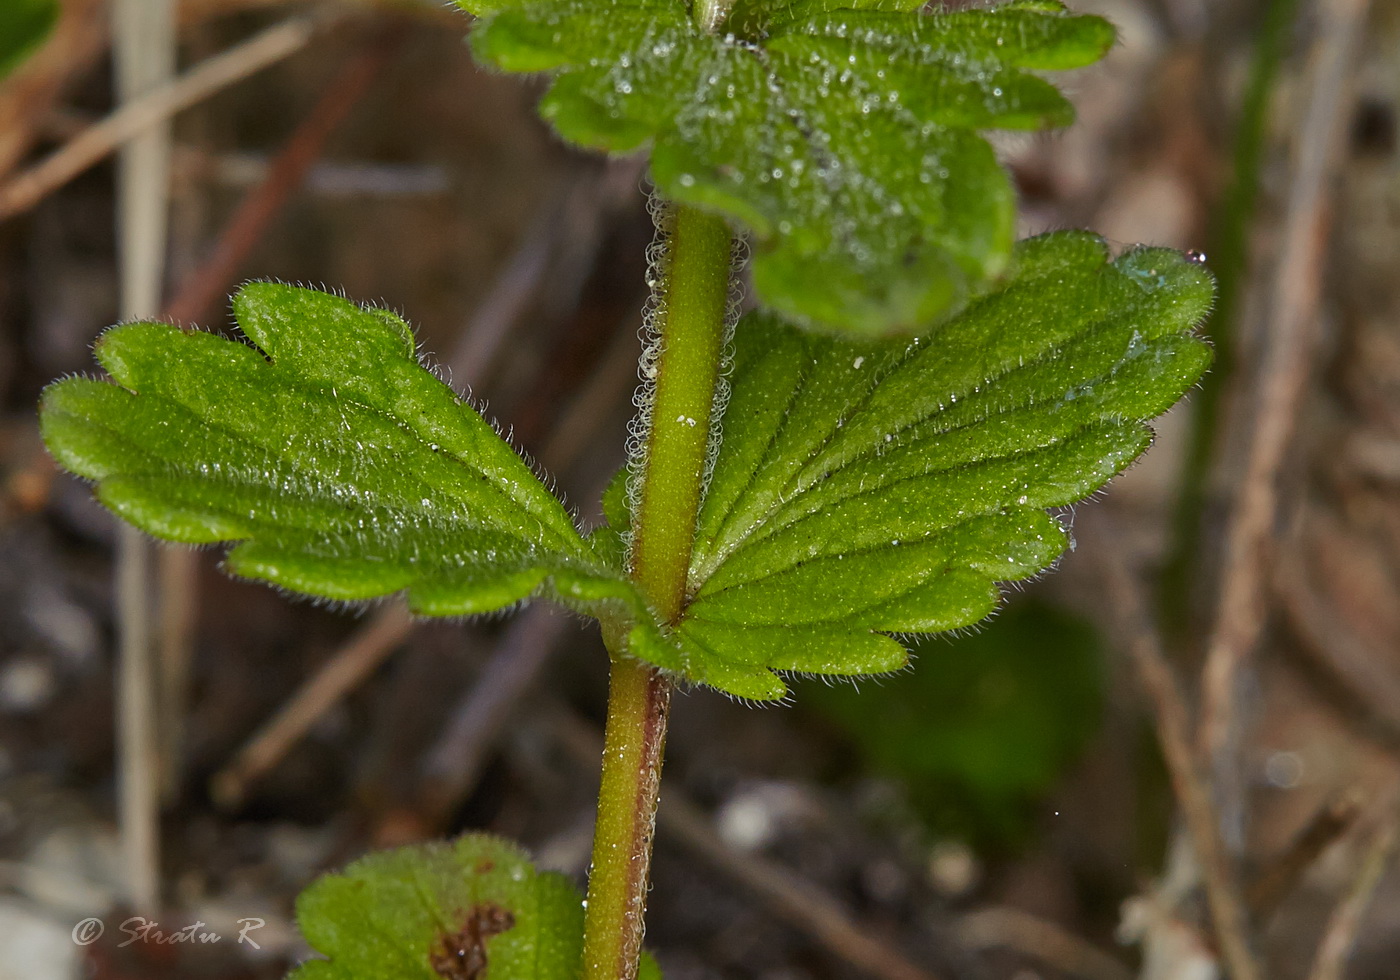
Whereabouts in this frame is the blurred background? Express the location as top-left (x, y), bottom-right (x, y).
top-left (0, 0), bottom-right (1397, 977)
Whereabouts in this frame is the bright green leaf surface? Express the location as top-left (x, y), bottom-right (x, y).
top-left (464, 0), bottom-right (1114, 336)
top-left (39, 283), bottom-right (646, 622)
top-left (612, 232), bottom-right (1213, 699)
top-left (288, 834), bottom-right (663, 980)
top-left (42, 236), bottom-right (1208, 702)
top-left (0, 0), bottom-right (58, 79)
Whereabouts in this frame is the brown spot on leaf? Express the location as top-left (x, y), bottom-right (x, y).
top-left (474, 860), bottom-right (495, 875)
top-left (429, 903), bottom-right (516, 980)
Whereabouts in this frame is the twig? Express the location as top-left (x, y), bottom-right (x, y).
top-left (550, 709), bottom-right (946, 980)
top-left (414, 607), bottom-right (575, 826)
top-left (1248, 792), bottom-right (1364, 920)
top-left (163, 25), bottom-right (406, 326)
top-left (0, 13), bottom-right (330, 222)
top-left (1089, 518), bottom-right (1261, 980)
top-left (112, 0), bottom-right (176, 915)
top-left (1305, 796), bottom-right (1400, 980)
top-left (205, 154), bottom-right (450, 198)
top-left (1196, 0), bottom-right (1374, 828)
top-left (956, 906), bottom-right (1134, 980)
top-left (0, 0), bottom-right (106, 184)
top-left (444, 158), bottom-right (644, 391)
top-left (211, 605), bottom-right (414, 807)
top-left (1273, 549), bottom-right (1400, 747)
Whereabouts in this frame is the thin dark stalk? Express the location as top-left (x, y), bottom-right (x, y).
top-left (1159, 0), bottom-right (1301, 640)
top-left (163, 26), bottom-right (405, 325)
top-left (1198, 0), bottom-right (1373, 837)
top-left (1091, 518), bottom-right (1261, 980)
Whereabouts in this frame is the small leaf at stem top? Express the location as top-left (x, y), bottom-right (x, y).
top-left (462, 0), bottom-right (1114, 337)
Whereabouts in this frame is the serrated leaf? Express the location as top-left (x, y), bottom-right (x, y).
top-left (38, 283), bottom-right (648, 622)
top-left (288, 834), bottom-right (663, 980)
top-left (40, 237), bottom-right (1210, 703)
top-left (609, 232), bottom-right (1212, 700)
top-left (0, 0), bottom-right (58, 79)
top-left (464, 0), bottom-right (1114, 336)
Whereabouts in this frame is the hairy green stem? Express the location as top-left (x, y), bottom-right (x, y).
top-left (630, 206), bottom-right (732, 622)
top-left (581, 653), bottom-right (672, 980)
top-left (581, 204), bottom-right (732, 980)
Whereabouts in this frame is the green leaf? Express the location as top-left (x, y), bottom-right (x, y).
top-left (0, 0), bottom-right (58, 79)
top-left (464, 0), bottom-right (1114, 337)
top-left (39, 282), bottom-right (647, 622)
top-left (803, 601), bottom-right (1104, 846)
top-left (610, 232), bottom-right (1213, 700)
top-left (288, 833), bottom-right (663, 979)
top-left (41, 236), bottom-right (1209, 704)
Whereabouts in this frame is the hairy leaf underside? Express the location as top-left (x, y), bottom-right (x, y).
top-left (40, 232), bottom-right (1211, 700)
top-left (463, 0), bottom-right (1115, 337)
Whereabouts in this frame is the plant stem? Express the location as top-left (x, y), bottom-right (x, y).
top-left (582, 654), bottom-right (673, 980)
top-left (582, 204), bottom-right (732, 980)
top-left (630, 205), bottom-right (732, 622)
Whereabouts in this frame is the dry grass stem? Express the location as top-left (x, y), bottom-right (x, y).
top-left (1090, 518), bottom-right (1261, 980)
top-left (112, 0), bottom-right (176, 914)
top-left (1197, 0), bottom-right (1374, 819)
top-left (1248, 792), bottom-right (1365, 920)
top-left (1305, 796), bottom-right (1400, 980)
top-left (957, 906), bottom-right (1134, 980)
top-left (0, 13), bottom-right (330, 221)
